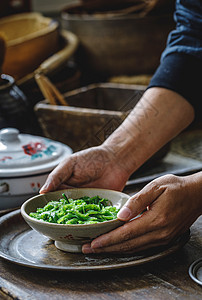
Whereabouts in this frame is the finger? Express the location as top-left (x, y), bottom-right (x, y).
top-left (82, 229), bottom-right (164, 254)
top-left (88, 225), bottom-right (188, 254)
top-left (40, 156), bottom-right (76, 193)
top-left (117, 180), bottom-right (166, 221)
top-left (89, 209), bottom-right (160, 250)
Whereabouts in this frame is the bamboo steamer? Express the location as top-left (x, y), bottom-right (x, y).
top-left (0, 13), bottom-right (60, 81)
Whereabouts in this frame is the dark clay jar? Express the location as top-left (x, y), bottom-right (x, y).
top-left (0, 74), bottom-right (30, 131)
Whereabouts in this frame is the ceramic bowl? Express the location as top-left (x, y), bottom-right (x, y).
top-left (21, 188), bottom-right (130, 253)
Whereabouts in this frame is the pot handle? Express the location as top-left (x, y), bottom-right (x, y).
top-left (0, 183), bottom-right (9, 193)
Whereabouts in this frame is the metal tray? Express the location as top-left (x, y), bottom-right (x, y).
top-left (189, 258), bottom-right (202, 286)
top-left (127, 152), bottom-right (202, 186)
top-left (0, 206), bottom-right (20, 217)
top-left (0, 210), bottom-right (190, 272)
top-left (127, 130), bottom-right (202, 186)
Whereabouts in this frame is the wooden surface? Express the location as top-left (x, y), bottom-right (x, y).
top-left (0, 197), bottom-right (201, 299)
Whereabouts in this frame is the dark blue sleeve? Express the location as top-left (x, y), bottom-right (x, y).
top-left (148, 0), bottom-right (202, 111)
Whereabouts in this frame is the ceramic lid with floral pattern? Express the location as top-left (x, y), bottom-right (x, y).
top-left (0, 128), bottom-right (73, 177)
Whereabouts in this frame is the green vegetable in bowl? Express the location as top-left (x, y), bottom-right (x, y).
top-left (29, 194), bottom-right (120, 224)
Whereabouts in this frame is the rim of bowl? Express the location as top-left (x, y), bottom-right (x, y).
top-left (21, 188), bottom-right (129, 228)
top-left (61, 5), bottom-right (173, 22)
top-left (0, 13), bottom-right (59, 47)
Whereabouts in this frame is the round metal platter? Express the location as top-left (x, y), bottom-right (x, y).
top-left (189, 258), bottom-right (202, 286)
top-left (0, 209), bottom-right (190, 272)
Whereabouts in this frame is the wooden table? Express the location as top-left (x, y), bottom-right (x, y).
top-left (0, 196), bottom-right (201, 300)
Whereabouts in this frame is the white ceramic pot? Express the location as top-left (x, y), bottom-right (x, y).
top-left (0, 128), bottom-right (73, 210)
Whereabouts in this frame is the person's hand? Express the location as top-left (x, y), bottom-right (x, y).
top-left (40, 146), bottom-right (130, 193)
top-left (82, 173), bottom-right (202, 254)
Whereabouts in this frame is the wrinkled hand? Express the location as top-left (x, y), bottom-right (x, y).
top-left (82, 173), bottom-right (202, 254)
top-left (40, 146), bottom-right (130, 193)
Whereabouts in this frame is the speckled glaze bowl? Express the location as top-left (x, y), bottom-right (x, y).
top-left (21, 188), bottom-right (130, 253)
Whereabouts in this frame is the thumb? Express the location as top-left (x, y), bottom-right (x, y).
top-left (117, 181), bottom-right (165, 221)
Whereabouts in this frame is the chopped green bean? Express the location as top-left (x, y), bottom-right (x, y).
top-left (29, 195), bottom-right (119, 224)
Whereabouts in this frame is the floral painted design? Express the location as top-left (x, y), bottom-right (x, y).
top-left (0, 138), bottom-right (60, 166)
top-left (22, 142), bottom-right (56, 159)
top-left (30, 182), bottom-right (41, 192)
top-left (60, 234), bottom-right (74, 240)
top-left (0, 156), bottom-right (12, 162)
top-left (23, 142), bottom-right (46, 156)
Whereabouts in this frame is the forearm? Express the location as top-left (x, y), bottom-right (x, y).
top-left (103, 87), bottom-right (194, 176)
